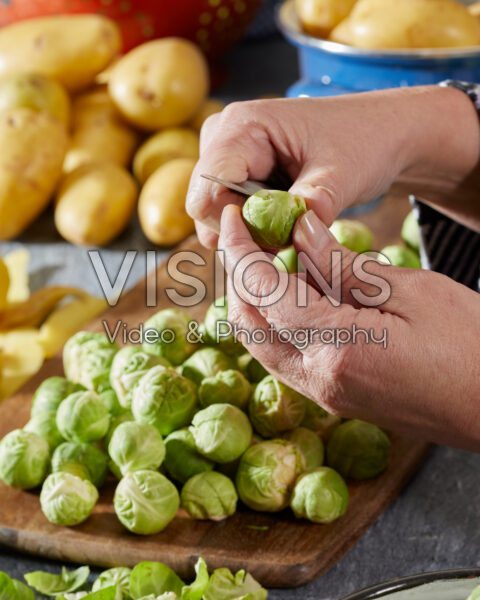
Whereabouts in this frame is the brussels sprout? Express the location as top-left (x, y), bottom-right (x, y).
top-left (379, 245), bottom-right (421, 269)
top-left (99, 389), bottom-right (123, 417)
top-left (142, 308), bottom-right (197, 366)
top-left (273, 246), bottom-right (302, 274)
top-left (181, 471), bottom-right (238, 521)
top-left (190, 404), bottom-right (252, 463)
top-left (237, 354), bottom-right (269, 384)
top-left (0, 429), bottom-right (49, 489)
top-left (290, 467), bottom-right (349, 524)
top-left (114, 470), bottom-right (179, 535)
top-left (236, 440), bottom-right (305, 512)
top-left (203, 296), bottom-right (242, 355)
top-left (248, 375), bottom-right (306, 438)
top-left (401, 211), bottom-right (421, 251)
top-left (56, 391), bottom-right (110, 443)
top-left (92, 567), bottom-right (132, 597)
top-left (129, 562), bottom-right (185, 599)
top-left (242, 189), bottom-right (307, 249)
top-left (282, 427), bottom-right (324, 470)
top-left (467, 586), bottom-right (480, 600)
top-left (40, 472), bottom-right (98, 525)
top-left (110, 346), bottom-right (171, 410)
top-left (108, 422), bottom-right (165, 477)
top-left (329, 219), bottom-right (373, 253)
top-left (24, 566), bottom-right (90, 596)
top-left (300, 399), bottom-right (341, 440)
top-left (181, 347), bottom-right (234, 387)
top-left (203, 568), bottom-right (267, 600)
top-left (327, 420), bottom-right (391, 480)
top-left (63, 332), bottom-right (118, 393)
top-left (31, 377), bottom-right (85, 417)
top-left (24, 412), bottom-right (65, 450)
top-left (51, 441), bottom-right (108, 488)
top-left (163, 428), bottom-right (214, 484)
top-left (132, 366), bottom-right (197, 436)
top-left (105, 410), bottom-right (134, 448)
top-left (199, 369), bottom-right (251, 410)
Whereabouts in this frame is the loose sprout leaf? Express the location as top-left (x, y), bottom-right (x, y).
top-left (203, 569), bottom-right (268, 600)
top-left (180, 558), bottom-right (209, 600)
top-left (246, 525), bottom-right (269, 532)
top-left (129, 563), bottom-right (184, 599)
top-left (25, 566), bottom-right (90, 595)
top-left (0, 572), bottom-right (17, 600)
top-left (82, 586), bottom-right (122, 600)
top-left (11, 579), bottom-right (35, 600)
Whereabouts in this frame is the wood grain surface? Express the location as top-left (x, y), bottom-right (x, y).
top-left (0, 196), bottom-right (430, 588)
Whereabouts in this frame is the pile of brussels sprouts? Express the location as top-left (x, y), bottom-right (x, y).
top-left (0, 556), bottom-right (268, 599)
top-left (0, 298), bottom-right (391, 534)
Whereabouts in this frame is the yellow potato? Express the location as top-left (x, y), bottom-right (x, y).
top-left (109, 38), bottom-right (209, 131)
top-left (189, 98), bottom-right (225, 132)
top-left (64, 88), bottom-right (140, 173)
top-left (0, 73), bottom-right (70, 127)
top-left (469, 2), bottom-right (480, 18)
top-left (0, 328), bottom-right (44, 400)
top-left (0, 109), bottom-right (67, 241)
top-left (55, 162), bottom-right (138, 247)
top-left (296, 0), bottom-right (357, 38)
top-left (4, 249), bottom-right (29, 303)
top-left (133, 128), bottom-right (199, 185)
top-left (0, 15), bottom-right (121, 93)
top-left (138, 158), bottom-right (196, 246)
top-left (0, 256), bottom-right (9, 311)
top-left (38, 295), bottom-right (107, 358)
top-left (330, 0), bottom-right (480, 48)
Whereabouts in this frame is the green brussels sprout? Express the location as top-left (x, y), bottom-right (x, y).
top-left (99, 389), bottom-right (123, 417)
top-left (181, 471), bottom-right (238, 521)
top-left (63, 331), bottom-right (118, 393)
top-left (242, 189), bottom-right (307, 249)
top-left (24, 566), bottom-right (90, 596)
top-left (290, 466), bottom-right (349, 524)
top-left (401, 211), bottom-right (421, 251)
top-left (92, 567), bottom-right (132, 597)
top-left (199, 369), bottom-right (251, 410)
top-left (51, 441), bottom-right (108, 488)
top-left (190, 404), bottom-right (252, 463)
top-left (114, 470), bottom-right (179, 534)
top-left (31, 377), bottom-right (85, 417)
top-left (203, 296), bottom-right (242, 355)
top-left (379, 245), bottom-right (421, 269)
top-left (108, 421), bottom-right (165, 476)
top-left (248, 375), bottom-right (306, 438)
top-left (467, 586), bottom-right (480, 600)
top-left (0, 429), bottom-right (49, 489)
top-left (300, 399), bottom-right (341, 440)
top-left (327, 419), bottom-right (391, 480)
top-left (56, 391), bottom-right (110, 443)
top-left (24, 412), bottom-right (65, 450)
top-left (236, 439), bottom-right (305, 512)
top-left (273, 246), bottom-right (302, 274)
top-left (163, 428), bottom-right (214, 484)
top-left (110, 346), bottom-right (171, 410)
top-left (181, 347), bottom-right (234, 387)
top-left (237, 354), bottom-right (269, 384)
top-left (282, 427), bottom-right (324, 470)
top-left (104, 410), bottom-right (134, 448)
top-left (142, 308), bottom-right (197, 366)
top-left (40, 472), bottom-right (98, 525)
top-left (129, 562), bottom-right (184, 598)
top-left (132, 366), bottom-right (197, 436)
top-left (329, 219), bottom-right (373, 253)
top-left (203, 567), bottom-right (267, 600)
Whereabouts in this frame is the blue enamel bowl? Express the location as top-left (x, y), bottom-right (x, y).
top-left (276, 0), bottom-right (480, 98)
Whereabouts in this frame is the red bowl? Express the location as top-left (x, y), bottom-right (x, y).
top-left (0, 0), bottom-right (263, 56)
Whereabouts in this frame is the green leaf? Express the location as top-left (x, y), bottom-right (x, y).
top-left (0, 572), bottom-right (17, 600)
top-left (129, 563), bottom-right (184, 599)
top-left (11, 579), bottom-right (35, 600)
top-left (25, 566), bottom-right (90, 595)
top-left (180, 558), bottom-right (209, 600)
top-left (61, 586), bottom-right (122, 600)
top-left (203, 568), bottom-right (268, 600)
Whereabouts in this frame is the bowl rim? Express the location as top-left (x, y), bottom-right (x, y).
top-left (340, 568), bottom-right (480, 600)
top-left (276, 0), bottom-right (480, 60)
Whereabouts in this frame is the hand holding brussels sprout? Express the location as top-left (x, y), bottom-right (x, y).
top-left (181, 471), bottom-right (238, 521)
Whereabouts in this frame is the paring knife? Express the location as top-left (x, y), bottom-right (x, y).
top-left (200, 174), bottom-right (264, 197)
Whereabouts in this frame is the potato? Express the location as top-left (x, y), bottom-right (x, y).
top-left (0, 328), bottom-right (44, 400)
top-left (64, 88), bottom-right (140, 173)
top-left (4, 249), bottom-right (29, 303)
top-left (189, 98), bottom-right (225, 132)
top-left (0, 15), bottom-right (121, 93)
top-left (55, 162), bottom-right (138, 247)
top-left (296, 0), bottom-right (357, 38)
top-left (330, 0), bottom-right (480, 48)
top-left (0, 109), bottom-right (67, 241)
top-left (469, 2), bottom-right (480, 18)
top-left (0, 73), bottom-right (70, 127)
top-left (0, 256), bottom-right (9, 312)
top-left (133, 128), bottom-right (199, 185)
top-left (138, 158), bottom-right (196, 246)
top-left (109, 38), bottom-right (209, 131)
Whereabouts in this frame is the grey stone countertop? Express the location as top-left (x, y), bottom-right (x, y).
top-left (0, 34), bottom-right (479, 600)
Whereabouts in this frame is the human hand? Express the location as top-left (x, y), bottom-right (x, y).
top-left (218, 204), bottom-right (480, 450)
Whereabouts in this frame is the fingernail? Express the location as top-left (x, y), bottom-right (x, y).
top-left (294, 210), bottom-right (333, 250)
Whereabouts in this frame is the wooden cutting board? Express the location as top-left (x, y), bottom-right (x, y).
top-left (0, 197), bottom-right (430, 588)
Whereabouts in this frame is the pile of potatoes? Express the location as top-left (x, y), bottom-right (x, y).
top-left (0, 14), bottom-right (223, 247)
top-left (296, 0), bottom-right (480, 49)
